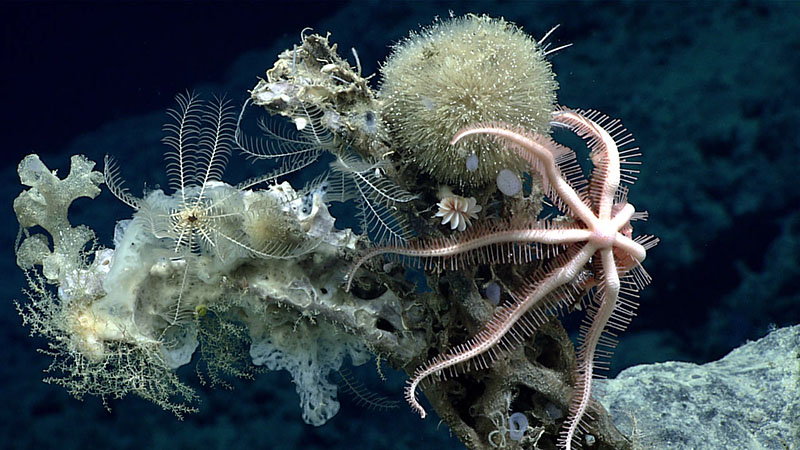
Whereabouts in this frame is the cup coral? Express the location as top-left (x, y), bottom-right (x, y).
top-left (379, 14), bottom-right (558, 187)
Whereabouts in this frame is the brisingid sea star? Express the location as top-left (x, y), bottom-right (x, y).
top-left (347, 107), bottom-right (658, 449)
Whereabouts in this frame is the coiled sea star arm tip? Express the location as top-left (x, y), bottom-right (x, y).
top-left (404, 378), bottom-right (428, 419)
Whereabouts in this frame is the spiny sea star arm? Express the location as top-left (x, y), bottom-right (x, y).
top-left (344, 227), bottom-right (593, 292)
top-left (451, 125), bottom-right (598, 226)
top-left (551, 110), bottom-right (621, 221)
top-left (405, 244), bottom-right (596, 419)
top-left (560, 248), bottom-right (621, 450)
top-left (611, 203), bottom-right (636, 228)
top-left (614, 234), bottom-right (647, 263)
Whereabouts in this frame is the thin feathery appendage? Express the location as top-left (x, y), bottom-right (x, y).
top-left (162, 91), bottom-right (204, 200)
top-left (193, 95), bottom-right (236, 194)
top-left (337, 368), bottom-right (401, 411)
top-left (551, 142), bottom-right (591, 206)
top-left (168, 260), bottom-right (194, 328)
top-left (344, 219), bottom-right (592, 292)
top-left (328, 153), bottom-right (417, 247)
top-left (236, 101), bottom-right (336, 162)
top-left (330, 154), bottom-right (417, 205)
top-left (405, 244), bottom-right (596, 419)
top-left (220, 221), bottom-right (320, 260)
top-left (569, 109), bottom-right (641, 179)
top-left (551, 109), bottom-right (620, 221)
top-left (103, 155), bottom-right (140, 210)
top-left (235, 151), bottom-right (321, 192)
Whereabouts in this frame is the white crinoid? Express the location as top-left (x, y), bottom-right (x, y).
top-left (434, 191), bottom-right (482, 232)
top-left (103, 92), bottom-right (322, 329)
top-left (237, 101), bottom-right (417, 247)
top-left (105, 92), bottom-right (317, 262)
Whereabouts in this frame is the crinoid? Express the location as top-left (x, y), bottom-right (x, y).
top-left (326, 152), bottom-right (416, 246)
top-left (234, 101), bottom-right (332, 179)
top-left (237, 101), bottom-right (417, 246)
top-left (104, 92), bottom-right (320, 326)
top-left (106, 92), bottom-right (320, 259)
top-left (346, 107), bottom-right (658, 450)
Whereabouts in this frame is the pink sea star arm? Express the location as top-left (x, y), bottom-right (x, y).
top-left (405, 243), bottom-right (596, 418)
top-left (451, 125), bottom-right (598, 226)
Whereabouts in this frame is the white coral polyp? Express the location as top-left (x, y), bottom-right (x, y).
top-left (435, 195), bottom-right (482, 232)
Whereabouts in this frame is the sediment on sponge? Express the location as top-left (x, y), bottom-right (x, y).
top-left (379, 14), bottom-right (558, 187)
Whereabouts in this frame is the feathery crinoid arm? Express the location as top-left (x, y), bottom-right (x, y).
top-left (194, 95), bottom-right (237, 195)
top-left (329, 152), bottom-right (416, 248)
top-left (103, 155), bottom-right (140, 210)
top-left (236, 101), bottom-right (335, 164)
top-left (162, 91), bottom-right (203, 200)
